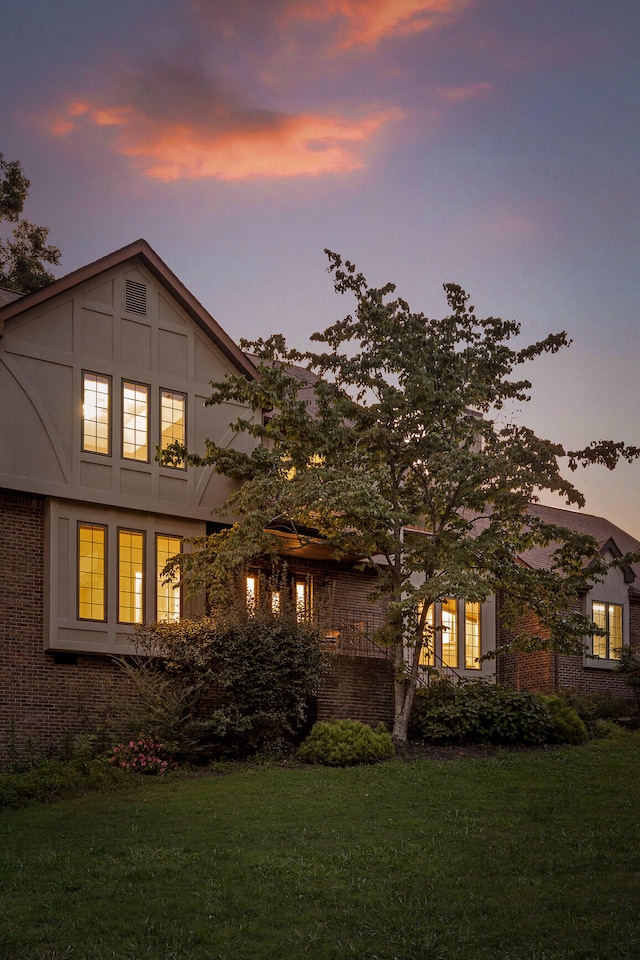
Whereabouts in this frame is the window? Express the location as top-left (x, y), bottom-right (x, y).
top-left (295, 577), bottom-right (313, 622)
top-left (78, 523), bottom-right (106, 620)
top-left (118, 530), bottom-right (145, 624)
top-left (122, 381), bottom-right (149, 461)
top-left (418, 602), bottom-right (435, 667)
top-left (441, 598), bottom-right (458, 668)
top-left (157, 535), bottom-right (181, 621)
top-left (160, 390), bottom-right (186, 466)
top-left (464, 602), bottom-right (481, 669)
top-left (82, 372), bottom-right (110, 454)
top-left (246, 574), bottom-right (257, 611)
top-left (417, 599), bottom-right (482, 671)
top-left (592, 602), bottom-right (623, 660)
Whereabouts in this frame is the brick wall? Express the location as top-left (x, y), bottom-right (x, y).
top-left (0, 490), bottom-right (135, 764)
top-left (317, 655), bottom-right (394, 728)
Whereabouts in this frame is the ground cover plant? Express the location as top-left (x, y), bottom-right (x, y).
top-left (1, 734), bottom-right (639, 960)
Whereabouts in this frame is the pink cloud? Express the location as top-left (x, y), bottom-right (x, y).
top-left (44, 63), bottom-right (403, 181)
top-left (438, 82), bottom-right (494, 102)
top-left (288, 0), bottom-right (472, 49)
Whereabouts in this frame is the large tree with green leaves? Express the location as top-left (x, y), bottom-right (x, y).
top-left (0, 152), bottom-right (60, 293)
top-left (162, 251), bottom-right (639, 742)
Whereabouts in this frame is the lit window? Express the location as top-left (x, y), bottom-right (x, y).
top-left (82, 373), bottom-right (110, 454)
top-left (246, 575), bottom-right (257, 611)
top-left (464, 602), bottom-right (481, 669)
top-left (295, 577), bottom-right (312, 622)
top-left (160, 390), bottom-right (186, 466)
top-left (271, 591), bottom-right (280, 614)
top-left (157, 535), bottom-right (181, 621)
top-left (592, 602), bottom-right (623, 660)
top-left (78, 524), bottom-right (106, 620)
top-left (442, 598), bottom-right (458, 668)
top-left (418, 602), bottom-right (435, 667)
top-left (122, 381), bottom-right (149, 461)
top-left (118, 530), bottom-right (145, 624)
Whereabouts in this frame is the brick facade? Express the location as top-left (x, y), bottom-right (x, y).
top-left (0, 490), bottom-right (136, 763)
top-left (317, 655), bottom-right (394, 728)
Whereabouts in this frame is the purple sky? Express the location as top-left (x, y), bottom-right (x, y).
top-left (3, 0), bottom-right (640, 534)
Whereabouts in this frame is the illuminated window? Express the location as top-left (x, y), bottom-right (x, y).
top-left (78, 524), bottom-right (106, 620)
top-left (122, 381), bottom-right (149, 461)
top-left (160, 390), bottom-right (186, 466)
top-left (246, 574), bottom-right (257, 611)
top-left (156, 535), bottom-right (181, 621)
top-left (295, 577), bottom-right (312, 622)
top-left (464, 602), bottom-right (481, 669)
top-left (418, 602), bottom-right (435, 667)
top-left (592, 602), bottom-right (623, 660)
top-left (82, 372), bottom-right (110, 454)
top-left (441, 598), bottom-right (458, 668)
top-left (118, 530), bottom-right (145, 624)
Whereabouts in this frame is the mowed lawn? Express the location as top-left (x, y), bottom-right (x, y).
top-left (1, 737), bottom-right (639, 960)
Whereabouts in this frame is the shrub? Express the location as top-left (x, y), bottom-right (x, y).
top-left (297, 720), bottom-right (394, 767)
top-left (108, 737), bottom-right (178, 774)
top-left (540, 696), bottom-right (588, 745)
top-left (117, 596), bottom-right (324, 762)
top-left (0, 758), bottom-right (130, 809)
top-left (411, 679), bottom-right (553, 745)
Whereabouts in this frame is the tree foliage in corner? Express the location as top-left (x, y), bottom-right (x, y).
top-left (0, 153), bottom-right (60, 293)
top-left (160, 251), bottom-right (640, 742)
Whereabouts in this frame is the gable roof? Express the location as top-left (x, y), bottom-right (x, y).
top-left (521, 502), bottom-right (640, 584)
top-left (0, 288), bottom-right (22, 307)
top-left (0, 239), bottom-right (259, 380)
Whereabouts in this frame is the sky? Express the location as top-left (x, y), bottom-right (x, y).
top-left (2, 0), bottom-right (640, 535)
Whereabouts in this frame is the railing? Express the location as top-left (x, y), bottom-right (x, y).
top-left (322, 608), bottom-right (464, 684)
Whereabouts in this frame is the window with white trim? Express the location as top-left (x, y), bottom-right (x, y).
top-left (122, 381), bottom-right (149, 461)
top-left (592, 601), bottom-right (623, 661)
top-left (157, 535), bottom-right (182, 621)
top-left (418, 598), bottom-right (482, 671)
top-left (82, 372), bottom-right (111, 455)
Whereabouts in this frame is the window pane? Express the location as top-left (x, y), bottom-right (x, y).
top-left (122, 382), bottom-right (149, 461)
top-left (592, 601), bottom-right (609, 658)
top-left (160, 390), bottom-right (186, 465)
top-left (119, 530), bottom-right (145, 623)
top-left (418, 602), bottom-right (434, 667)
top-left (78, 524), bottom-right (106, 620)
top-left (295, 578), bottom-right (312, 622)
top-left (157, 535), bottom-right (181, 621)
top-left (246, 575), bottom-right (257, 611)
top-left (464, 601), bottom-right (481, 669)
top-left (83, 373), bottom-right (110, 454)
top-left (442, 598), bottom-right (458, 668)
top-left (608, 604), bottom-right (623, 659)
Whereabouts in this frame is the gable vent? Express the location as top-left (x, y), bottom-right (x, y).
top-left (125, 279), bottom-right (147, 316)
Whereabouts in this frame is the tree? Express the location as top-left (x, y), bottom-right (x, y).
top-left (161, 251), bottom-right (640, 743)
top-left (0, 153), bottom-right (60, 293)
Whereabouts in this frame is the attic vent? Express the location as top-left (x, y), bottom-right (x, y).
top-left (125, 279), bottom-right (147, 315)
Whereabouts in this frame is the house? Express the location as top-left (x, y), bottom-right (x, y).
top-left (0, 241), bottom-right (637, 762)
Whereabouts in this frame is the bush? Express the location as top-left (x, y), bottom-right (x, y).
top-left (108, 737), bottom-right (178, 774)
top-left (411, 679), bottom-right (553, 745)
top-left (540, 696), bottom-right (588, 745)
top-left (0, 758), bottom-right (130, 809)
top-left (117, 601), bottom-right (325, 762)
top-left (297, 720), bottom-right (394, 767)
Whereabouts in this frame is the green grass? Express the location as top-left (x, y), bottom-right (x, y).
top-left (1, 737), bottom-right (640, 960)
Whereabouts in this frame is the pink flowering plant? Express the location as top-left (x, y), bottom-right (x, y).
top-left (108, 737), bottom-right (178, 775)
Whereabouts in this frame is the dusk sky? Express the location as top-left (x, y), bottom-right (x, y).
top-left (2, 0), bottom-right (640, 534)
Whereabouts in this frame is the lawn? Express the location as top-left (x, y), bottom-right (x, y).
top-left (1, 737), bottom-right (639, 960)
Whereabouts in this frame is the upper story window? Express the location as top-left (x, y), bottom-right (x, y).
top-left (592, 602), bottom-right (623, 660)
top-left (122, 381), bottom-right (149, 461)
top-left (82, 372), bottom-right (111, 455)
top-left (160, 389), bottom-right (186, 467)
